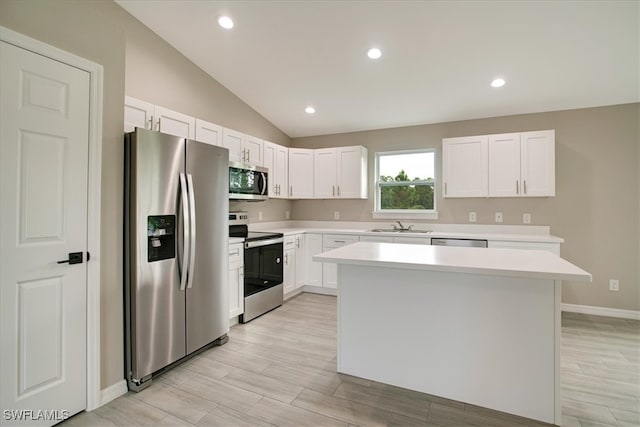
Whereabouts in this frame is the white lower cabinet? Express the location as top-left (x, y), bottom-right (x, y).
top-left (488, 240), bottom-right (560, 255)
top-left (283, 233), bottom-right (306, 299)
top-left (393, 236), bottom-right (431, 245)
top-left (322, 234), bottom-right (360, 289)
top-left (305, 234), bottom-right (324, 287)
top-left (294, 234), bottom-right (306, 289)
top-left (228, 242), bottom-right (244, 319)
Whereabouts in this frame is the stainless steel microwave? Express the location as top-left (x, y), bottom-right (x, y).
top-left (229, 162), bottom-right (268, 201)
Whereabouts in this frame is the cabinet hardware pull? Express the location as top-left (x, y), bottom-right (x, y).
top-left (247, 150), bottom-right (250, 162)
top-left (337, 186), bottom-right (340, 196)
top-left (157, 117), bottom-right (161, 131)
top-left (516, 181), bottom-right (519, 195)
top-left (332, 185), bottom-right (335, 196)
top-left (334, 240), bottom-right (346, 243)
top-left (149, 115), bottom-right (154, 130)
top-left (444, 182), bottom-right (447, 195)
top-left (289, 186), bottom-right (292, 197)
top-left (524, 180), bottom-right (527, 195)
top-left (229, 249), bottom-right (239, 256)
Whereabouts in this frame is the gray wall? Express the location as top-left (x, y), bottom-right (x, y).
top-left (0, 0), bottom-right (291, 392)
top-left (291, 103), bottom-right (640, 312)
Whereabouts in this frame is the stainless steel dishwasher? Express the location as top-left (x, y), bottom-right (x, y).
top-left (431, 238), bottom-right (488, 248)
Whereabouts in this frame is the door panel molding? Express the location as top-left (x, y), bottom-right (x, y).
top-left (1, 26), bottom-right (104, 411)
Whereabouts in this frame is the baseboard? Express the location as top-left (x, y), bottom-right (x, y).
top-left (562, 303), bottom-right (640, 320)
top-left (99, 379), bottom-right (127, 407)
top-left (301, 285), bottom-right (337, 296)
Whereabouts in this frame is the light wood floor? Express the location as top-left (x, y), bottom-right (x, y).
top-left (66, 293), bottom-right (639, 426)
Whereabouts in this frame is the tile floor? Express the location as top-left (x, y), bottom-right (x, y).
top-left (65, 293), bottom-right (639, 426)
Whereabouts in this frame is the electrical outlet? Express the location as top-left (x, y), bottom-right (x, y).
top-left (258, 211), bottom-right (263, 221)
top-left (609, 279), bottom-right (619, 292)
top-left (495, 212), bottom-right (503, 223)
top-left (469, 212), bottom-right (477, 223)
top-left (523, 213), bottom-right (531, 224)
top-left (285, 210), bottom-right (290, 220)
top-left (334, 211), bottom-right (340, 220)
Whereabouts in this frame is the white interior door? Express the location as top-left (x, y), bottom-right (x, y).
top-left (1, 41), bottom-right (89, 425)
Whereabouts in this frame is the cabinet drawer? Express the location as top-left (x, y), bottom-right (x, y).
top-left (284, 235), bottom-right (297, 248)
top-left (228, 243), bottom-right (243, 265)
top-left (323, 234), bottom-right (359, 249)
top-left (394, 236), bottom-right (430, 245)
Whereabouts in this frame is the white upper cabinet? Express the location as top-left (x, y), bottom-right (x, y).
top-left (488, 130), bottom-right (555, 197)
top-left (195, 118), bottom-right (223, 147)
top-left (313, 146), bottom-right (367, 199)
top-left (223, 128), bottom-right (263, 166)
top-left (244, 135), bottom-right (264, 166)
top-left (124, 96), bottom-right (195, 139)
top-left (124, 96), bottom-right (154, 132)
top-left (288, 148), bottom-right (314, 198)
top-left (222, 128), bottom-right (245, 164)
top-left (263, 141), bottom-right (289, 198)
top-left (520, 130), bottom-right (555, 197)
top-left (313, 149), bottom-right (337, 198)
top-left (488, 133), bottom-right (521, 197)
top-left (154, 106), bottom-right (195, 139)
top-left (445, 130), bottom-right (555, 198)
top-left (443, 135), bottom-right (488, 197)
top-left (337, 146), bottom-right (368, 198)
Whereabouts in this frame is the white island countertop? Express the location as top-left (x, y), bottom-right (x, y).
top-left (314, 241), bottom-right (591, 282)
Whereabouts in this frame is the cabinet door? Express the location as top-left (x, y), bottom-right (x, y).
top-left (155, 105), bottom-right (195, 139)
top-left (337, 146), bottom-right (367, 199)
top-left (305, 234), bottom-right (323, 287)
top-left (313, 148), bottom-right (337, 198)
top-left (393, 236), bottom-right (430, 245)
top-left (288, 148), bottom-right (314, 198)
top-left (360, 235), bottom-right (394, 243)
top-left (223, 128), bottom-right (245, 163)
top-left (294, 235), bottom-right (305, 288)
top-left (124, 96), bottom-right (154, 132)
top-left (243, 135), bottom-right (263, 166)
top-left (488, 133), bottom-right (521, 197)
top-left (521, 130), bottom-right (555, 197)
top-left (263, 141), bottom-right (277, 196)
top-left (228, 243), bottom-right (244, 318)
top-left (264, 141), bottom-right (288, 198)
top-left (283, 248), bottom-right (296, 296)
top-left (442, 136), bottom-right (488, 197)
top-left (275, 144), bottom-right (289, 199)
top-left (322, 263), bottom-right (337, 289)
top-left (195, 118), bottom-right (223, 147)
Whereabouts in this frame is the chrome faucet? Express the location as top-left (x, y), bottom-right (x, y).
top-left (393, 221), bottom-right (413, 231)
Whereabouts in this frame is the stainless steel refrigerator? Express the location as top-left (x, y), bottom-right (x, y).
top-left (124, 128), bottom-right (229, 391)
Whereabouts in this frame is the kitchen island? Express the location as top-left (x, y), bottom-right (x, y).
top-left (314, 242), bottom-right (591, 425)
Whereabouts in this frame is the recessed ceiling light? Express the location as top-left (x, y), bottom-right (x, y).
top-left (305, 106), bottom-right (316, 114)
top-left (218, 16), bottom-right (234, 29)
top-left (367, 47), bottom-right (382, 59)
top-left (491, 78), bottom-right (506, 88)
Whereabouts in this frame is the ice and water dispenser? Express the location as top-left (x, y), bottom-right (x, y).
top-left (147, 215), bottom-right (176, 262)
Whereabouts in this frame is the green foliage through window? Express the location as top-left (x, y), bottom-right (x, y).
top-left (376, 151), bottom-right (435, 211)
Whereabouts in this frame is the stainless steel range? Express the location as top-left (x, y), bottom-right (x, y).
top-left (229, 212), bottom-right (284, 323)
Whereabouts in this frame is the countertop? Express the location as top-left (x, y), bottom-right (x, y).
top-left (254, 227), bottom-right (563, 243)
top-left (313, 241), bottom-right (591, 281)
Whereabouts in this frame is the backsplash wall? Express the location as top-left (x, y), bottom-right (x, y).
top-left (291, 103), bottom-right (640, 312)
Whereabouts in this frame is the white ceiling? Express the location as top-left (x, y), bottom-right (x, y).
top-left (117, 1), bottom-right (639, 138)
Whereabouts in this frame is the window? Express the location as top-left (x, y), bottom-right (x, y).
top-left (374, 149), bottom-right (437, 219)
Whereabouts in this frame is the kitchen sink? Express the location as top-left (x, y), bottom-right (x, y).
top-left (367, 228), bottom-right (430, 233)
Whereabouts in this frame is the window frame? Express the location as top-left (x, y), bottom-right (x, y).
top-left (373, 148), bottom-right (438, 220)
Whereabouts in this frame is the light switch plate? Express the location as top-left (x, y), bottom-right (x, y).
top-left (258, 211), bottom-right (263, 221)
top-left (334, 211), bottom-right (340, 220)
top-left (609, 279), bottom-right (619, 291)
top-left (469, 212), bottom-right (477, 223)
top-left (285, 210), bottom-right (290, 220)
top-left (495, 212), bottom-right (503, 223)
top-left (523, 213), bottom-right (531, 224)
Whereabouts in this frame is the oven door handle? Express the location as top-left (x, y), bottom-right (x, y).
top-left (245, 237), bottom-right (284, 249)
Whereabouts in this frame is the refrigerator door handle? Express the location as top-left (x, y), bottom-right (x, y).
top-left (186, 173), bottom-right (197, 289)
top-left (179, 173), bottom-right (190, 291)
